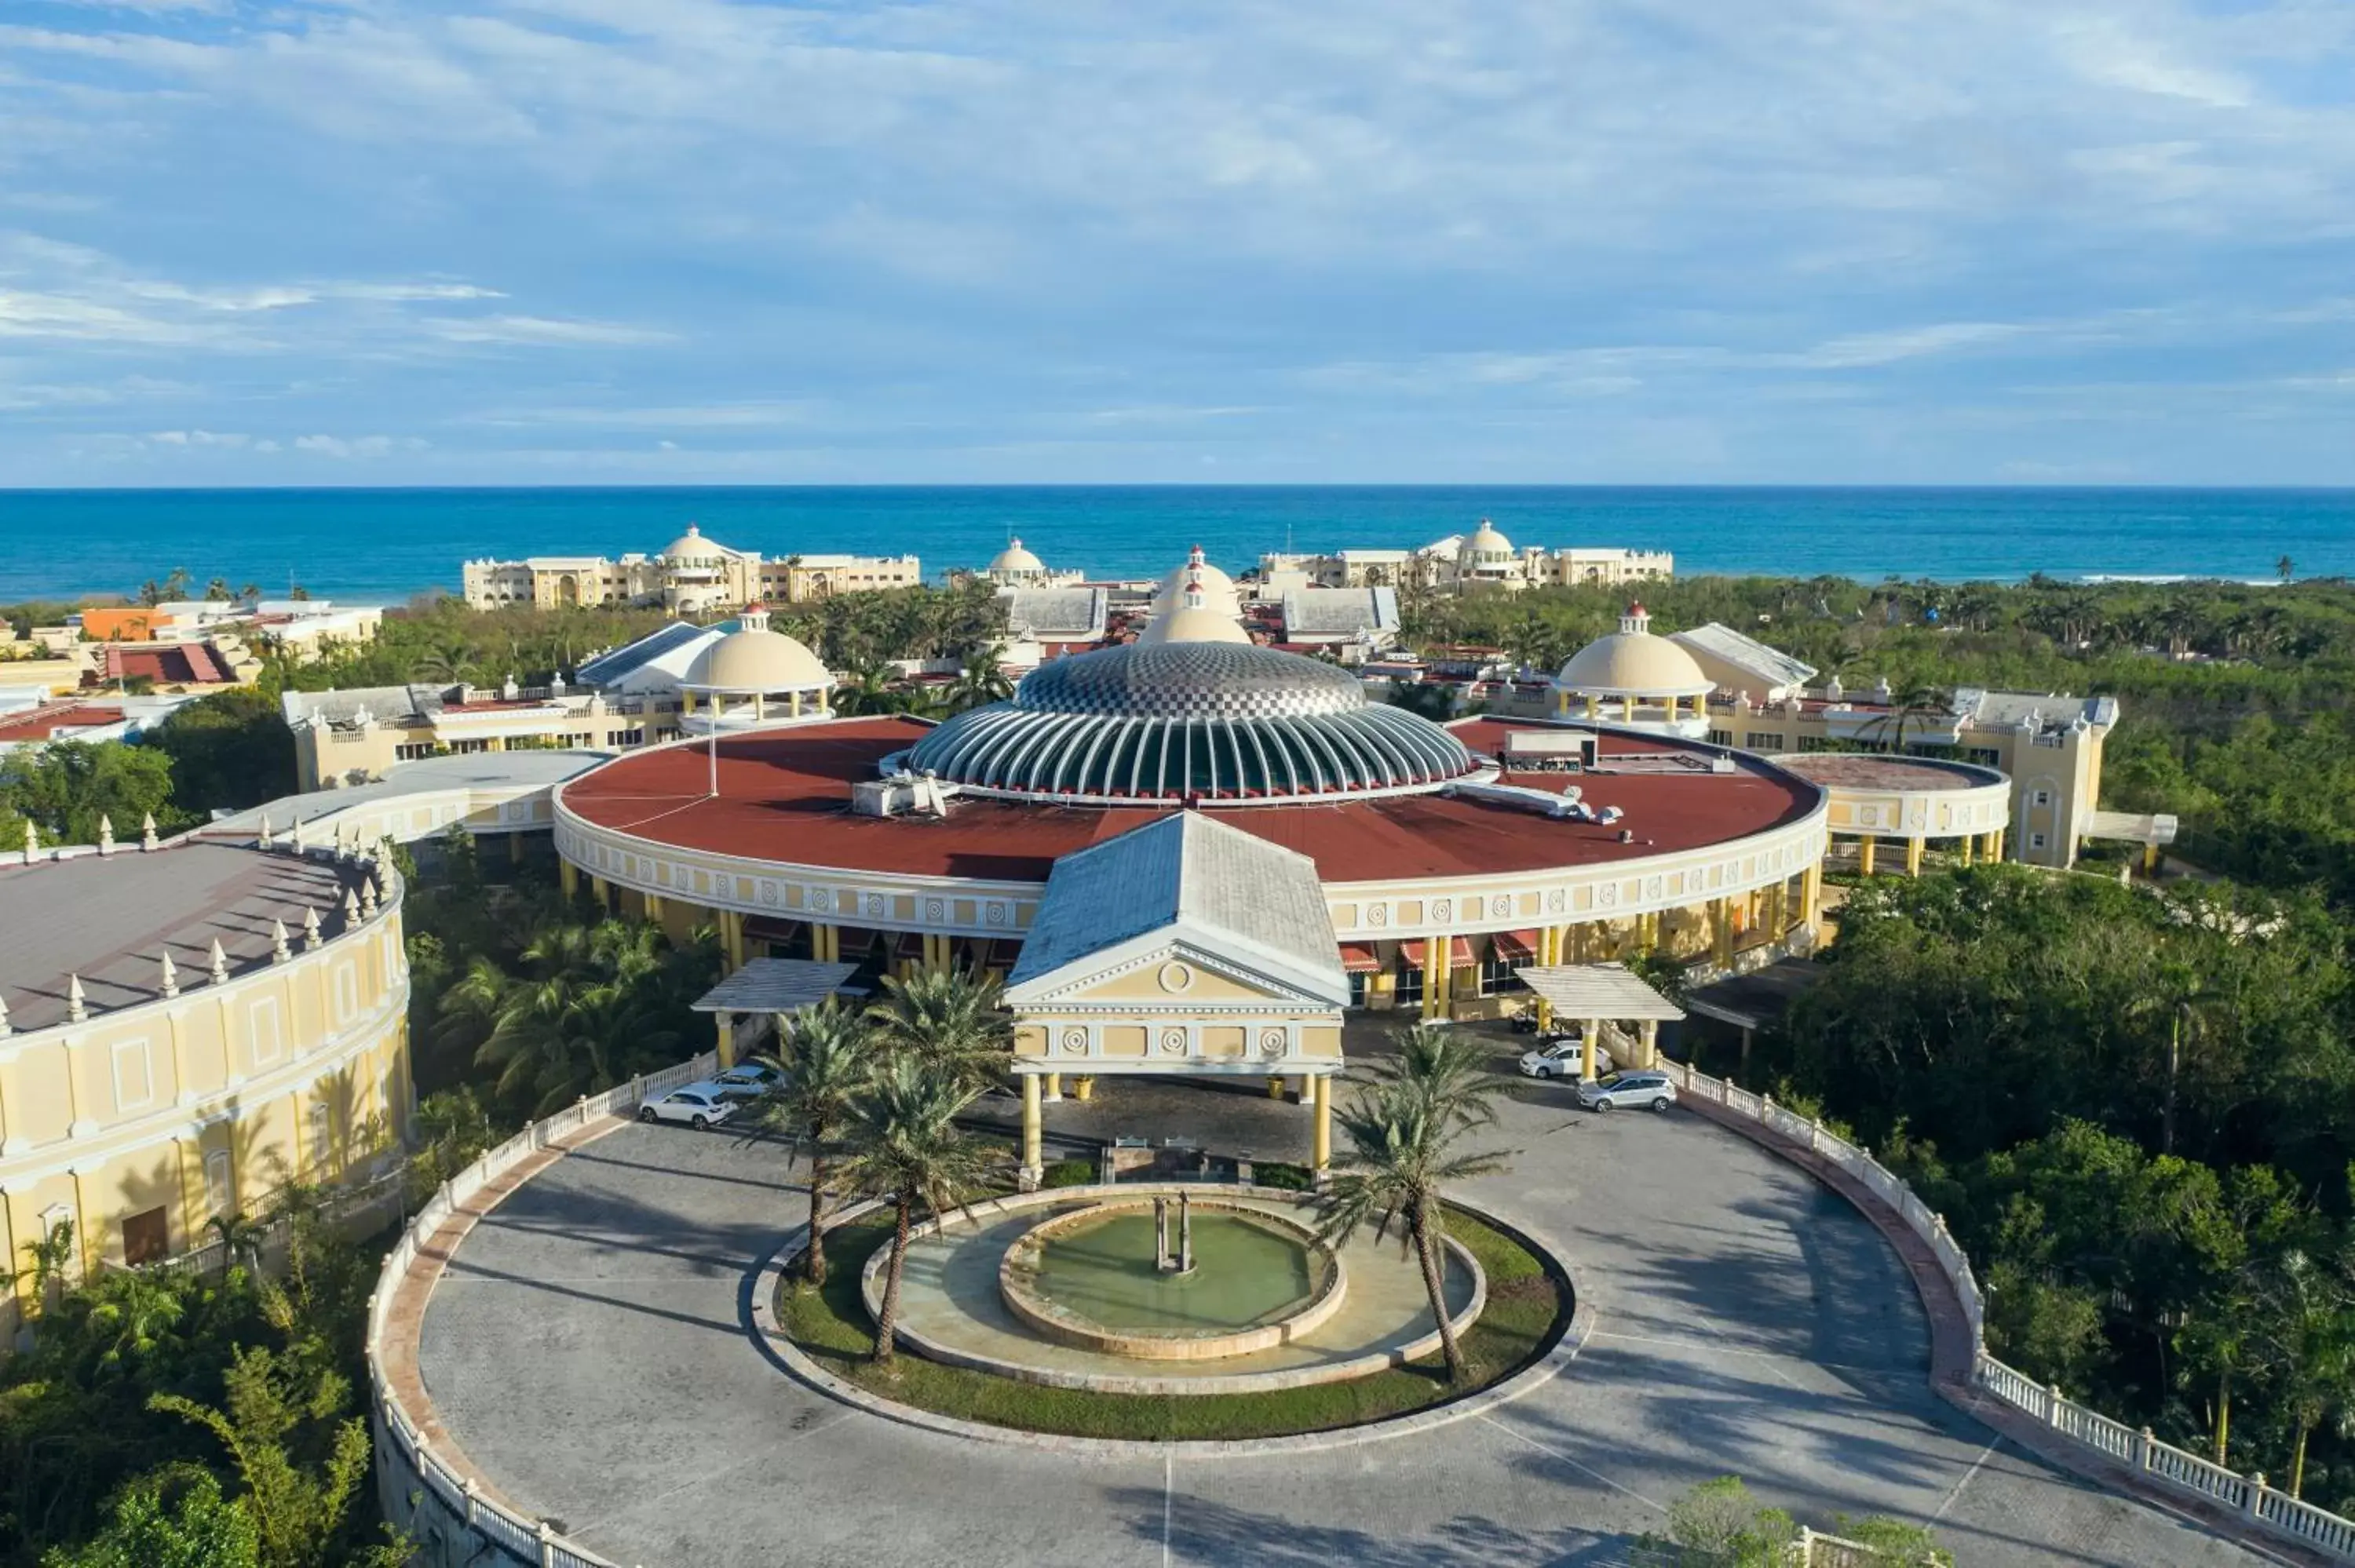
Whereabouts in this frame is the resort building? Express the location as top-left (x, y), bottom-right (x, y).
top-left (0, 829), bottom-right (411, 1327)
top-left (0, 693), bottom-right (196, 757)
top-left (1274, 586), bottom-right (1402, 662)
top-left (281, 676), bottom-right (685, 791)
top-left (543, 569), bottom-right (1839, 1182)
top-left (975, 538), bottom-right (1086, 589)
top-left (1261, 536), bottom-right (1674, 596)
top-left (1491, 606), bottom-right (2119, 868)
top-left (675, 607), bottom-right (836, 733)
top-left (460, 527), bottom-right (920, 614)
top-left (997, 586), bottom-right (1112, 671)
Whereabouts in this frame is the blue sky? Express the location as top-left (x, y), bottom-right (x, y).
top-left (3, 0), bottom-right (2354, 486)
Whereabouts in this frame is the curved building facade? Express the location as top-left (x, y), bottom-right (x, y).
top-left (0, 835), bottom-right (411, 1327)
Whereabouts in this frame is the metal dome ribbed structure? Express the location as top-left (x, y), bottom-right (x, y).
top-left (903, 642), bottom-right (1477, 805)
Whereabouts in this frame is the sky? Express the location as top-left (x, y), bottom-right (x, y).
top-left (3, 1), bottom-right (2355, 487)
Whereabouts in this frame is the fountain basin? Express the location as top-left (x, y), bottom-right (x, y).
top-left (999, 1200), bottom-right (1345, 1361)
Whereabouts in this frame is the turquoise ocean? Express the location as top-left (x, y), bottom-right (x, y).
top-left (1, 487), bottom-right (2350, 604)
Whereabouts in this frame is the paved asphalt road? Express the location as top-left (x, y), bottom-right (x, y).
top-left (417, 1046), bottom-right (2273, 1567)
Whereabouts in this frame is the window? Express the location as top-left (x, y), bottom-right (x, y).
top-left (1707, 729), bottom-right (1734, 747)
top-left (1348, 971), bottom-right (1369, 1008)
top-left (1393, 963), bottom-right (1423, 1008)
top-left (2029, 832), bottom-right (2049, 850)
top-left (38, 1204), bottom-right (74, 1265)
top-left (249, 997), bottom-right (283, 1065)
top-left (1745, 732), bottom-right (1784, 751)
top-left (309, 1102), bottom-right (333, 1174)
top-left (334, 962), bottom-right (359, 1026)
top-left (1477, 954), bottom-right (1521, 997)
top-left (1967, 748), bottom-right (2000, 768)
top-left (121, 1206), bottom-right (170, 1267)
top-left (1798, 735), bottom-right (1835, 752)
top-left (2032, 789), bottom-right (2053, 808)
top-left (204, 1150), bottom-right (234, 1216)
top-left (111, 1037), bottom-right (155, 1112)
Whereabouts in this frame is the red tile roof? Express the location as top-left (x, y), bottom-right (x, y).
top-left (558, 716), bottom-right (1819, 886)
top-left (0, 702), bottom-right (125, 744)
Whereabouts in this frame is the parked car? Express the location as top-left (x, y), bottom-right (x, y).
top-left (637, 1083), bottom-right (739, 1129)
top-left (1574, 1071), bottom-right (1677, 1114)
top-left (1517, 1038), bottom-right (1616, 1079)
top-left (710, 1062), bottom-right (782, 1103)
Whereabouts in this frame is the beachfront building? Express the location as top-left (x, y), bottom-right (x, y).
top-left (460, 526), bottom-right (919, 614)
top-left (1261, 535), bottom-right (1674, 596)
top-left (976, 538), bottom-right (1085, 590)
top-left (0, 830), bottom-right (411, 1329)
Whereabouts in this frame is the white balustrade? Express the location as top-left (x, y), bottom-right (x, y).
top-left (1670, 1056), bottom-right (2355, 1563)
top-left (363, 1052), bottom-right (716, 1568)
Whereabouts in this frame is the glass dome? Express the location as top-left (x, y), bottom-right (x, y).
top-left (903, 642), bottom-right (1477, 805)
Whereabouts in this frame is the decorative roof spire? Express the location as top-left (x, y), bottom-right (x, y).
top-left (0, 992), bottom-right (11, 1038)
top-left (741, 603), bottom-right (772, 633)
top-left (290, 816), bottom-right (306, 852)
top-left (257, 813), bottom-right (274, 849)
top-left (141, 812), bottom-right (159, 851)
top-left (303, 906), bottom-right (322, 950)
top-left (98, 815), bottom-right (115, 855)
top-left (342, 888), bottom-right (360, 923)
top-left (272, 919), bottom-right (290, 963)
top-left (208, 939), bottom-right (228, 985)
top-left (159, 950), bottom-right (179, 998)
top-left (360, 881), bottom-right (378, 916)
top-left (1619, 601), bottom-right (1651, 636)
top-left (66, 974), bottom-right (86, 1023)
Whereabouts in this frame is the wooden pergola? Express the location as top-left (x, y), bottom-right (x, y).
top-left (1512, 962), bottom-right (1686, 1081)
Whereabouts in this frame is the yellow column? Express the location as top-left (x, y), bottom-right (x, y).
top-left (1991, 828), bottom-right (2005, 861)
top-left (721, 909), bottom-right (746, 969)
top-left (810, 922), bottom-right (837, 962)
top-left (508, 831), bottom-right (523, 866)
top-left (1906, 836), bottom-right (1926, 877)
top-left (591, 875), bottom-right (612, 910)
top-left (1311, 1074), bottom-right (1332, 1174)
top-left (645, 892), bottom-right (666, 924)
top-left (1585, 694), bottom-right (1599, 717)
top-left (560, 859), bottom-right (579, 897)
top-left (1582, 1019), bottom-right (1602, 1082)
top-left (174, 1137), bottom-right (205, 1249)
top-left (1711, 895), bottom-right (1733, 967)
top-left (1044, 1072), bottom-right (1064, 1101)
top-left (1857, 837), bottom-right (1876, 877)
top-left (2144, 842), bottom-right (2160, 873)
top-left (1534, 927), bottom-right (1556, 1030)
top-left (1073, 1076), bottom-right (1095, 1103)
top-left (790, 691), bottom-right (803, 719)
top-left (1421, 938), bottom-right (1442, 1021)
top-left (1959, 835), bottom-right (1975, 867)
top-left (1802, 862), bottom-right (1823, 930)
top-left (715, 1012), bottom-right (736, 1070)
top-left (1267, 1074), bottom-right (1286, 1099)
top-left (1021, 1074), bottom-right (1042, 1181)
top-left (1640, 1018), bottom-right (1659, 1070)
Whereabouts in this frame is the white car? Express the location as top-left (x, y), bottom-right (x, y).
top-left (1517, 1039), bottom-right (1615, 1080)
top-left (710, 1063), bottom-right (783, 1103)
top-left (637, 1083), bottom-right (739, 1130)
top-left (1574, 1070), bottom-right (1678, 1114)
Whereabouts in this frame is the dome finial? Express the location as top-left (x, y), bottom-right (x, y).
top-left (1621, 600), bottom-right (1651, 636)
top-left (741, 603), bottom-right (771, 634)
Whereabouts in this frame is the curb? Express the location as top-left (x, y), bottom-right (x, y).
top-left (747, 1192), bottom-right (1594, 1459)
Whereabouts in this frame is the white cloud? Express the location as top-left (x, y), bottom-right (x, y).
top-left (424, 314), bottom-right (674, 347)
top-left (291, 434), bottom-right (422, 458)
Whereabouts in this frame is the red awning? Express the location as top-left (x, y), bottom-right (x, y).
top-left (1337, 943), bottom-right (1382, 974)
top-left (1492, 929), bottom-right (1539, 965)
top-left (1401, 937), bottom-right (1477, 969)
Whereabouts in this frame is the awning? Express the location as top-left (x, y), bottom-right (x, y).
top-left (743, 916), bottom-right (803, 946)
top-left (892, 932), bottom-right (926, 962)
top-left (1491, 929), bottom-right (1539, 965)
top-left (1512, 962), bottom-right (1686, 1022)
top-left (1401, 937), bottom-right (1477, 969)
top-left (692, 958), bottom-right (867, 1015)
top-left (1337, 943), bottom-right (1382, 974)
top-left (984, 939), bottom-right (1023, 969)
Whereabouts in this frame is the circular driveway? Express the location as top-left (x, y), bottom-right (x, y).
top-left (415, 1056), bottom-right (2271, 1567)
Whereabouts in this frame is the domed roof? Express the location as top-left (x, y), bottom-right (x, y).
top-left (1554, 603), bottom-right (1713, 699)
top-left (683, 608), bottom-right (831, 692)
top-left (989, 538), bottom-right (1046, 574)
top-left (1462, 519), bottom-right (1514, 557)
top-left (665, 524), bottom-right (727, 563)
top-left (904, 641), bottom-right (1476, 804)
top-left (1154, 545), bottom-right (1241, 618)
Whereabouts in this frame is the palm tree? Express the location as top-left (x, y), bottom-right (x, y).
top-left (834, 660), bottom-right (904, 717)
top-left (756, 1001), bottom-right (878, 1286)
top-left (206, 1210), bottom-right (268, 1280)
top-left (865, 966), bottom-right (1014, 1092)
top-left (833, 1060), bottom-right (995, 1369)
top-left (1314, 1080), bottom-right (1510, 1384)
top-left (2252, 1249), bottom-right (2355, 1497)
top-left (2130, 961), bottom-right (2231, 1156)
top-left (2, 1219), bottom-right (78, 1322)
top-left (945, 648), bottom-right (1013, 714)
top-left (85, 1267), bottom-right (185, 1368)
top-left (1373, 1022), bottom-right (1509, 1132)
top-left (1857, 684), bottom-right (1955, 756)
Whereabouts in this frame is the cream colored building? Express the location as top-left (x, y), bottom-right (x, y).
top-left (282, 677), bottom-right (688, 791)
top-left (461, 526), bottom-right (918, 614)
top-left (1261, 535), bottom-right (1672, 596)
top-left (0, 834), bottom-right (411, 1330)
top-left (1549, 604), bottom-right (1715, 736)
top-left (676, 609), bottom-right (836, 733)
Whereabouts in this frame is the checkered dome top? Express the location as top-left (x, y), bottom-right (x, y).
top-left (904, 641), bottom-right (1477, 804)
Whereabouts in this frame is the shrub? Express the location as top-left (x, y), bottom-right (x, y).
top-left (1040, 1158), bottom-right (1096, 1188)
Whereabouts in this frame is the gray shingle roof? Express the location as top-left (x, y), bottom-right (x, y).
top-left (1669, 623), bottom-right (1817, 690)
top-left (1008, 812), bottom-right (1345, 1005)
top-left (1280, 588), bottom-right (1398, 639)
top-left (999, 587), bottom-right (1107, 642)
